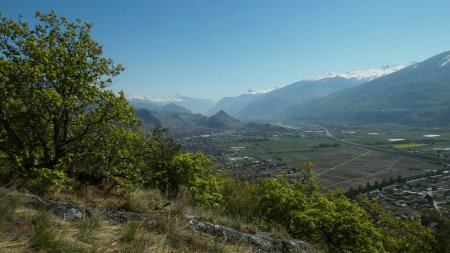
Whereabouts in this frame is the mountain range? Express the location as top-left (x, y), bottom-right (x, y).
top-left (130, 50), bottom-right (450, 126)
top-left (282, 51), bottom-right (450, 125)
top-left (135, 109), bottom-right (241, 133)
top-left (208, 65), bottom-right (405, 121)
top-left (128, 95), bottom-right (214, 115)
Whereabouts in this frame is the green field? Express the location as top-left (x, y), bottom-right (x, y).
top-left (393, 143), bottom-right (428, 149)
top-left (213, 130), bottom-right (442, 190)
top-left (326, 124), bottom-right (450, 151)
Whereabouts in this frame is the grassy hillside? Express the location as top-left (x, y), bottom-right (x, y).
top-left (0, 188), bottom-right (253, 253)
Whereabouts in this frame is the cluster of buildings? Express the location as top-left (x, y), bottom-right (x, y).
top-left (367, 171), bottom-right (450, 218)
top-left (215, 155), bottom-right (297, 180)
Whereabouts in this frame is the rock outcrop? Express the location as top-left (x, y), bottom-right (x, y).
top-left (21, 192), bottom-right (316, 253)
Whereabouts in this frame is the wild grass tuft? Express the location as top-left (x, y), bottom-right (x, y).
top-left (166, 190), bottom-right (192, 217)
top-left (30, 210), bottom-right (61, 251)
top-left (120, 221), bottom-right (141, 243)
top-left (78, 209), bottom-right (103, 242)
top-left (196, 208), bottom-right (259, 234)
top-left (120, 233), bottom-right (169, 253)
top-left (126, 188), bottom-right (164, 213)
top-left (271, 223), bottom-right (291, 243)
top-left (0, 192), bottom-right (22, 221)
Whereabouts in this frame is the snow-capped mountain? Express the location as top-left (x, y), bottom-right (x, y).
top-left (309, 64), bottom-right (407, 81)
top-left (439, 54), bottom-right (450, 68)
top-left (212, 64), bottom-right (406, 120)
top-left (283, 50), bottom-right (450, 125)
top-left (246, 85), bottom-right (284, 95)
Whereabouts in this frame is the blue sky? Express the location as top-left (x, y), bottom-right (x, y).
top-left (3, 1), bottom-right (450, 101)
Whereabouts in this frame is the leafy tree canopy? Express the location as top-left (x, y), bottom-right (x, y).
top-left (0, 11), bottom-right (140, 189)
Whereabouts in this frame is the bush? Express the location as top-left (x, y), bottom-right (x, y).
top-left (257, 177), bottom-right (307, 228)
top-left (220, 174), bottom-right (261, 220)
top-left (290, 191), bottom-right (384, 253)
top-left (146, 151), bottom-right (223, 208)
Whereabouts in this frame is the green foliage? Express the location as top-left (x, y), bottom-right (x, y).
top-left (87, 126), bottom-right (145, 190)
top-left (169, 152), bottom-right (222, 208)
top-left (173, 152), bottom-right (223, 207)
top-left (219, 174), bottom-right (261, 219)
top-left (422, 210), bottom-right (450, 252)
top-left (142, 128), bottom-right (180, 191)
top-left (141, 129), bottom-right (222, 207)
top-left (357, 195), bottom-right (436, 253)
top-left (0, 11), bottom-right (142, 190)
top-left (28, 167), bottom-right (74, 192)
top-left (218, 165), bottom-right (385, 252)
top-left (291, 191), bottom-right (384, 253)
top-left (257, 177), bottom-right (307, 227)
top-left (295, 162), bottom-right (319, 195)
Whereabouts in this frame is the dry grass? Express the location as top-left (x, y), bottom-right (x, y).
top-left (78, 209), bottom-right (104, 242)
top-left (44, 185), bottom-right (129, 209)
top-left (195, 208), bottom-right (259, 234)
top-left (271, 223), bottom-right (291, 243)
top-left (0, 187), bottom-right (254, 253)
top-left (126, 188), bottom-right (165, 213)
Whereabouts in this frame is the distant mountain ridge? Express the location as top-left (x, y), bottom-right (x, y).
top-left (308, 64), bottom-right (406, 81)
top-left (207, 110), bottom-right (241, 129)
top-left (129, 95), bottom-right (215, 114)
top-left (135, 108), bottom-right (241, 132)
top-left (209, 65), bottom-right (405, 121)
top-left (282, 51), bottom-right (450, 126)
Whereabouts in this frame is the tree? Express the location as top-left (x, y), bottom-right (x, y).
top-left (141, 129), bottom-right (220, 205)
top-left (295, 162), bottom-right (319, 195)
top-left (290, 191), bottom-right (384, 253)
top-left (170, 152), bottom-right (222, 207)
top-left (422, 210), bottom-right (450, 252)
top-left (357, 195), bottom-right (436, 252)
top-left (0, 12), bottom-right (140, 189)
top-left (257, 177), bottom-right (307, 227)
top-left (142, 128), bottom-right (181, 191)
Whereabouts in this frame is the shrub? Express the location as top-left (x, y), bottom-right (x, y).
top-left (290, 191), bottom-right (384, 253)
top-left (257, 177), bottom-right (307, 228)
top-left (220, 174), bottom-right (261, 220)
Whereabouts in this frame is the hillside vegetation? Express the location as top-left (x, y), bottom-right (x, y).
top-left (0, 11), bottom-right (448, 253)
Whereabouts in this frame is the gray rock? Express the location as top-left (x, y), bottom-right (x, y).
top-left (22, 191), bottom-right (316, 253)
top-left (189, 220), bottom-right (316, 253)
top-left (64, 208), bottom-right (83, 220)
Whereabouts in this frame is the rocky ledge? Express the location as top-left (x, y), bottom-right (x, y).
top-left (21, 192), bottom-right (316, 253)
